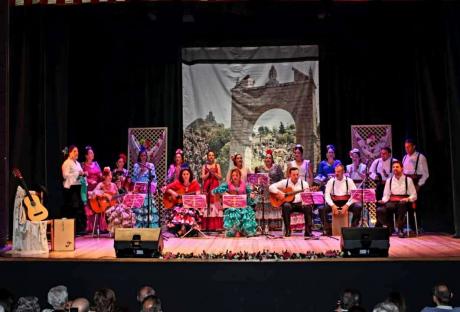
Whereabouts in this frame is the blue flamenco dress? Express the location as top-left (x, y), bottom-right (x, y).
top-left (212, 182), bottom-right (257, 237)
top-left (131, 162), bottom-right (159, 228)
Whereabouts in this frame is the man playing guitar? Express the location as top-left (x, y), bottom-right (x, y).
top-left (269, 167), bottom-right (312, 238)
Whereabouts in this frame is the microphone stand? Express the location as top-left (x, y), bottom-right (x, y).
top-left (359, 161), bottom-right (370, 228)
top-left (140, 162), bottom-right (156, 228)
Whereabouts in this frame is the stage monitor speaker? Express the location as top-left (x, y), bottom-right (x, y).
top-left (114, 228), bottom-right (163, 258)
top-left (341, 227), bottom-right (390, 257)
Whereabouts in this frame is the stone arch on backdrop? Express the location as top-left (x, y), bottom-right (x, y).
top-left (230, 65), bottom-right (319, 170)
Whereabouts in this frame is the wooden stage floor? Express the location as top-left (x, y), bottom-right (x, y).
top-left (2, 232), bottom-right (460, 261)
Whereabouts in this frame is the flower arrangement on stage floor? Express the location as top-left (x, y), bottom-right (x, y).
top-left (160, 249), bottom-right (342, 261)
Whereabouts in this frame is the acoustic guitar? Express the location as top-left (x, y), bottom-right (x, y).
top-left (269, 187), bottom-right (306, 208)
top-left (12, 168), bottom-right (49, 221)
top-left (89, 193), bottom-right (125, 213)
top-left (163, 189), bottom-right (197, 209)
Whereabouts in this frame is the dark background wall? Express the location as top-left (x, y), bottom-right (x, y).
top-left (6, 2), bottom-right (460, 236)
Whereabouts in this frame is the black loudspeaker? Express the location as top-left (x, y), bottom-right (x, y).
top-left (114, 228), bottom-right (163, 258)
top-left (341, 227), bottom-right (390, 257)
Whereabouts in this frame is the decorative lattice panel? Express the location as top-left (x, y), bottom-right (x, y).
top-left (351, 125), bottom-right (392, 225)
top-left (128, 128), bottom-right (168, 225)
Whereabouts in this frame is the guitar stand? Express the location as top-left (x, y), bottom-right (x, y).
top-left (181, 224), bottom-right (208, 238)
top-left (92, 212), bottom-right (101, 238)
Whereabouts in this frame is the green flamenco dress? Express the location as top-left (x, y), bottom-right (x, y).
top-left (212, 182), bottom-right (257, 237)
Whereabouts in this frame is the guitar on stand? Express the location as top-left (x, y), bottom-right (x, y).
top-left (12, 168), bottom-right (49, 221)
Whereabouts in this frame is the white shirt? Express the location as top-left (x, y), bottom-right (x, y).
top-left (345, 163), bottom-right (366, 181)
top-left (381, 174), bottom-right (417, 203)
top-left (324, 177), bottom-right (356, 207)
top-left (402, 152), bottom-right (429, 186)
top-left (269, 178), bottom-right (309, 204)
top-left (62, 158), bottom-right (82, 189)
top-left (369, 157), bottom-right (398, 181)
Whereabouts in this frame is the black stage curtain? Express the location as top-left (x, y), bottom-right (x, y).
top-left (0, 0), bottom-right (10, 247)
top-left (7, 2), bottom-right (460, 235)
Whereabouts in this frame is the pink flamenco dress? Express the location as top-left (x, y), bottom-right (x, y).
top-left (82, 161), bottom-right (107, 233)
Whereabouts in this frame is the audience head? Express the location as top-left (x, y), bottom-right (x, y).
top-left (386, 291), bottom-right (405, 312)
top-left (47, 285), bottom-right (68, 310)
top-left (372, 302), bottom-right (399, 312)
top-left (15, 297), bottom-right (40, 312)
top-left (70, 298), bottom-right (90, 312)
top-left (432, 282), bottom-right (453, 306)
top-left (0, 288), bottom-right (14, 312)
top-left (340, 289), bottom-right (361, 310)
top-left (94, 288), bottom-right (116, 312)
top-left (141, 295), bottom-right (161, 312)
top-left (137, 286), bottom-right (156, 303)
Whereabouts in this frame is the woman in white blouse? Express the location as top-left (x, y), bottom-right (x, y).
top-left (61, 145), bottom-right (86, 234)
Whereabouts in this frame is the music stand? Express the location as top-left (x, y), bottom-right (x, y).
top-left (247, 173), bottom-right (270, 235)
top-left (351, 189), bottom-right (376, 227)
top-left (122, 193), bottom-right (146, 210)
top-left (300, 191), bottom-right (332, 240)
top-left (181, 195), bottom-right (208, 238)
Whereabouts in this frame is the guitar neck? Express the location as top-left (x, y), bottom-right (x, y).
top-left (18, 178), bottom-right (35, 203)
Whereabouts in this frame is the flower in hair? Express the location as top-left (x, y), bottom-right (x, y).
top-left (175, 149), bottom-right (183, 155)
top-left (266, 149), bottom-right (273, 155)
top-left (61, 146), bottom-right (68, 155)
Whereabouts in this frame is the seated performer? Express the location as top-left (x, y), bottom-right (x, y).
top-left (369, 147), bottom-right (398, 200)
top-left (163, 168), bottom-right (201, 237)
top-left (402, 138), bottom-right (429, 192)
top-left (212, 168), bottom-right (257, 237)
top-left (269, 167), bottom-right (312, 237)
top-left (91, 167), bottom-right (119, 234)
top-left (346, 148), bottom-right (366, 182)
top-left (376, 160), bottom-right (417, 238)
top-left (320, 164), bottom-right (362, 235)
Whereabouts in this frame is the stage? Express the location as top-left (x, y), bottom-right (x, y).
top-left (1, 233), bottom-right (460, 311)
top-left (2, 232), bottom-right (460, 261)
